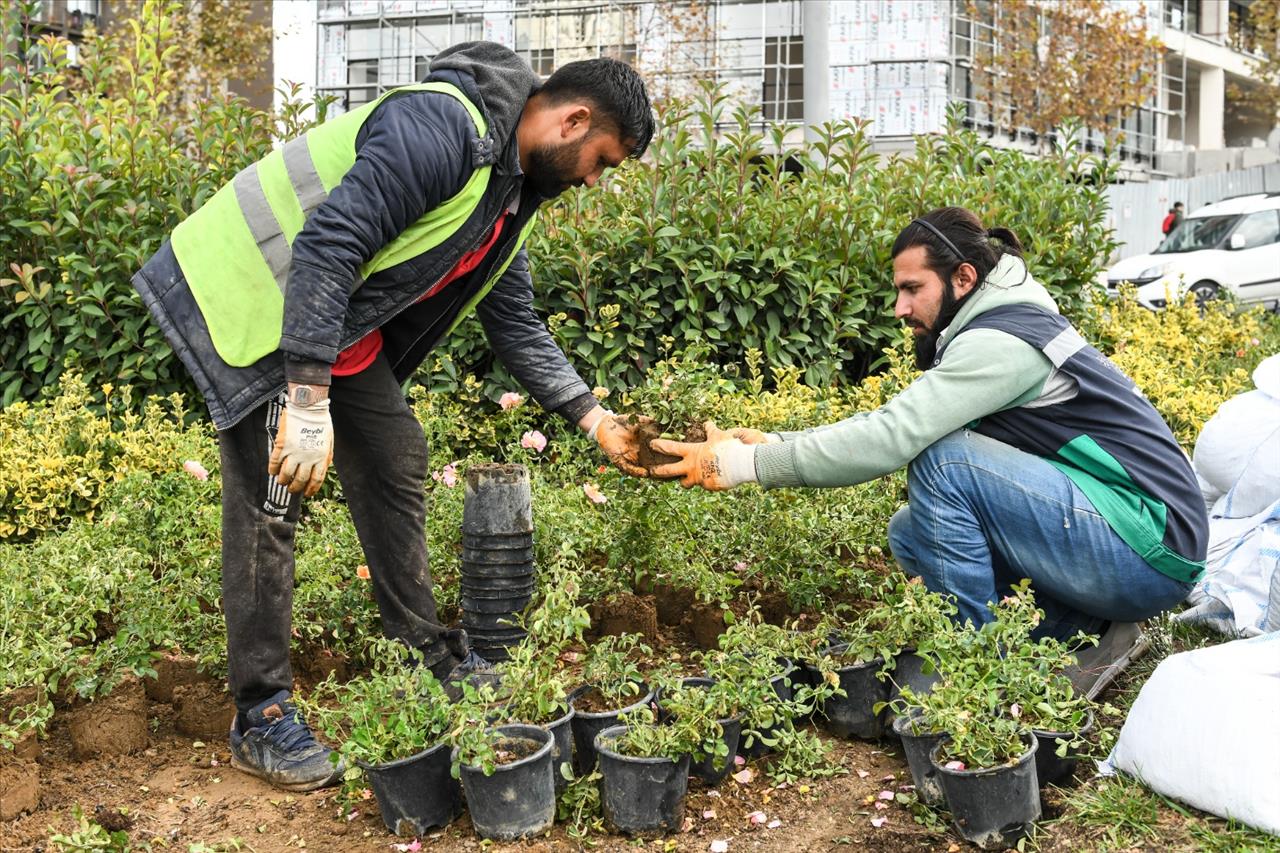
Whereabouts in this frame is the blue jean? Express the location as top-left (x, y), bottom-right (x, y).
top-left (888, 430), bottom-right (1192, 641)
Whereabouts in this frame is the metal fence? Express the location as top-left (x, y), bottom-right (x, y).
top-left (1104, 163), bottom-right (1280, 260)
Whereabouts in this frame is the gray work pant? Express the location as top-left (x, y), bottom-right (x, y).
top-left (218, 353), bottom-right (448, 713)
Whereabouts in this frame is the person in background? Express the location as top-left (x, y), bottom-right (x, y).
top-left (653, 206), bottom-right (1208, 700)
top-left (1162, 201), bottom-right (1185, 237)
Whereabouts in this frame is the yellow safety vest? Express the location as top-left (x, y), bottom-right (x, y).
top-left (171, 81), bottom-right (536, 367)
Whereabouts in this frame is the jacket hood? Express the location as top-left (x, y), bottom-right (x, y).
top-left (938, 254), bottom-right (1059, 348)
top-left (430, 41), bottom-right (537, 162)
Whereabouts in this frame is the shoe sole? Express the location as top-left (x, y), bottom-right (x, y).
top-left (230, 755), bottom-right (343, 792)
top-left (1084, 630), bottom-right (1152, 701)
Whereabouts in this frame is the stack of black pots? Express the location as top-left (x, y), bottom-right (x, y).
top-left (460, 464), bottom-right (534, 662)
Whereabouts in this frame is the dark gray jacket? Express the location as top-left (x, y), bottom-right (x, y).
top-left (133, 42), bottom-right (595, 430)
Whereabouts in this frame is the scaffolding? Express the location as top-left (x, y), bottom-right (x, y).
top-left (311, 0), bottom-right (1181, 172)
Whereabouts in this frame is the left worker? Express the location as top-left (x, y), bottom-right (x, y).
top-left (132, 42), bottom-right (655, 791)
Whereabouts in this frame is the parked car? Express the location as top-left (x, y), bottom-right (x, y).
top-left (1106, 193), bottom-right (1280, 310)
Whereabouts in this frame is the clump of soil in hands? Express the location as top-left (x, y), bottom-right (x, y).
top-left (632, 417), bottom-right (709, 479)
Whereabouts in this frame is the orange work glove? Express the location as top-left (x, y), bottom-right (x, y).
top-left (650, 421), bottom-right (759, 491)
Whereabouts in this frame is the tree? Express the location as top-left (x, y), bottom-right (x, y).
top-left (85, 0), bottom-right (270, 119)
top-left (966, 0), bottom-right (1162, 144)
top-left (1227, 0), bottom-right (1280, 129)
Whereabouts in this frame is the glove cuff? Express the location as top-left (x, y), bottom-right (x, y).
top-left (716, 440), bottom-right (758, 488)
top-left (587, 410), bottom-right (615, 442)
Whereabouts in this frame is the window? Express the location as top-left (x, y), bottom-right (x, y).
top-left (522, 48), bottom-right (554, 76)
top-left (763, 35), bottom-right (803, 122)
top-left (1165, 0), bottom-right (1200, 33)
top-left (1232, 210), bottom-right (1280, 249)
top-left (347, 58), bottom-right (379, 108)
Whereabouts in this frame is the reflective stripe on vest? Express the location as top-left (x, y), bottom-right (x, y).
top-left (171, 82), bottom-right (527, 367)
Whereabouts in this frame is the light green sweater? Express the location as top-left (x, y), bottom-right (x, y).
top-left (754, 255), bottom-right (1059, 488)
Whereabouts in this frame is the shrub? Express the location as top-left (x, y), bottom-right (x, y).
top-left (0, 373), bottom-right (213, 540)
top-left (0, 0), bottom-right (325, 408)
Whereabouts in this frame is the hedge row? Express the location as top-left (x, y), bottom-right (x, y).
top-left (1, 4), bottom-right (1117, 414)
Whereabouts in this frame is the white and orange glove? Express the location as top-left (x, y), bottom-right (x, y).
top-left (650, 421), bottom-right (761, 491)
top-left (268, 398), bottom-right (334, 497)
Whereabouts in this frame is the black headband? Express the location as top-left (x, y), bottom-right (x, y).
top-left (911, 218), bottom-right (965, 262)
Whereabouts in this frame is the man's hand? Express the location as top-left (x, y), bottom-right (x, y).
top-left (268, 394), bottom-right (334, 497)
top-left (589, 411), bottom-right (651, 477)
top-left (651, 421), bottom-right (757, 491)
top-left (730, 427), bottom-right (774, 445)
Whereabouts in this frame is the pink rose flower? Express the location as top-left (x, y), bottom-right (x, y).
top-left (582, 482), bottom-right (607, 504)
top-left (520, 430), bottom-right (547, 453)
top-left (498, 391), bottom-right (524, 410)
top-left (182, 460), bottom-right (209, 481)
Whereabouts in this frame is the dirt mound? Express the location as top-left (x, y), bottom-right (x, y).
top-left (683, 602), bottom-right (728, 650)
top-left (589, 593), bottom-right (659, 641)
top-left (144, 653), bottom-right (206, 703)
top-left (654, 583), bottom-right (695, 626)
top-left (173, 681), bottom-right (236, 741)
top-left (67, 678), bottom-right (149, 759)
top-left (0, 753), bottom-right (39, 821)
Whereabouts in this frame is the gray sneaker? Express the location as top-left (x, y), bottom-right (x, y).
top-left (1063, 622), bottom-right (1150, 700)
top-left (229, 690), bottom-right (344, 791)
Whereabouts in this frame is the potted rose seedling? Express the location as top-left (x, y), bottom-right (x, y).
top-left (502, 568), bottom-right (591, 789)
top-left (450, 681), bottom-right (556, 841)
top-left (803, 615), bottom-right (894, 741)
top-left (298, 643), bottom-right (460, 837)
top-left (594, 700), bottom-right (717, 835)
top-left (569, 633), bottom-right (654, 773)
top-left (656, 677), bottom-right (741, 785)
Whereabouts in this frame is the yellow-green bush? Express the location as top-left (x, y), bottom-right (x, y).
top-left (0, 374), bottom-right (214, 539)
top-left (1085, 291), bottom-right (1270, 448)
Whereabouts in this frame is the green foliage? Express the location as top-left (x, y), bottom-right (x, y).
top-left (578, 633), bottom-right (651, 707)
top-left (502, 561), bottom-right (589, 724)
top-left (443, 88), bottom-right (1117, 401)
top-left (892, 581), bottom-right (1095, 768)
top-left (447, 680), bottom-right (505, 777)
top-left (296, 640), bottom-right (453, 768)
top-left (0, 374), bottom-right (212, 539)
top-left (0, 0), bottom-right (327, 408)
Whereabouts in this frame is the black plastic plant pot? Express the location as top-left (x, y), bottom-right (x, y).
top-left (462, 464), bottom-right (533, 536)
top-left (460, 594), bottom-right (533, 615)
top-left (930, 735), bottom-right (1041, 850)
top-left (736, 668), bottom-right (794, 759)
top-left (889, 649), bottom-right (940, 707)
top-left (810, 647), bottom-right (889, 740)
top-left (459, 578), bottom-right (536, 598)
top-left (1032, 710), bottom-right (1094, 788)
top-left (462, 611), bottom-right (522, 632)
top-left (461, 545), bottom-right (535, 564)
top-left (595, 725), bottom-right (692, 836)
top-left (461, 531), bottom-right (534, 550)
top-left (456, 723), bottom-right (555, 842)
top-left (890, 712), bottom-right (947, 807)
top-left (359, 741), bottom-right (462, 837)
top-left (540, 705), bottom-right (575, 792)
top-left (568, 683), bottom-right (655, 774)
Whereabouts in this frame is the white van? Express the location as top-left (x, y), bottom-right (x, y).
top-left (1106, 193), bottom-right (1280, 309)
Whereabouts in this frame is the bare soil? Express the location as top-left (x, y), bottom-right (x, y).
top-left (492, 737), bottom-right (541, 764)
top-left (144, 653), bottom-right (205, 704)
top-left (588, 593), bottom-right (659, 642)
top-left (65, 677), bottom-right (149, 760)
top-left (172, 681), bottom-right (237, 741)
top-left (0, 753), bottom-right (39, 822)
top-left (654, 584), bottom-right (696, 626)
top-left (684, 601), bottom-right (730, 650)
top-left (569, 686), bottom-right (642, 715)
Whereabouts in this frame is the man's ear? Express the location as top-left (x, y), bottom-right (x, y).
top-left (953, 261), bottom-right (980, 297)
top-left (560, 105), bottom-right (592, 139)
